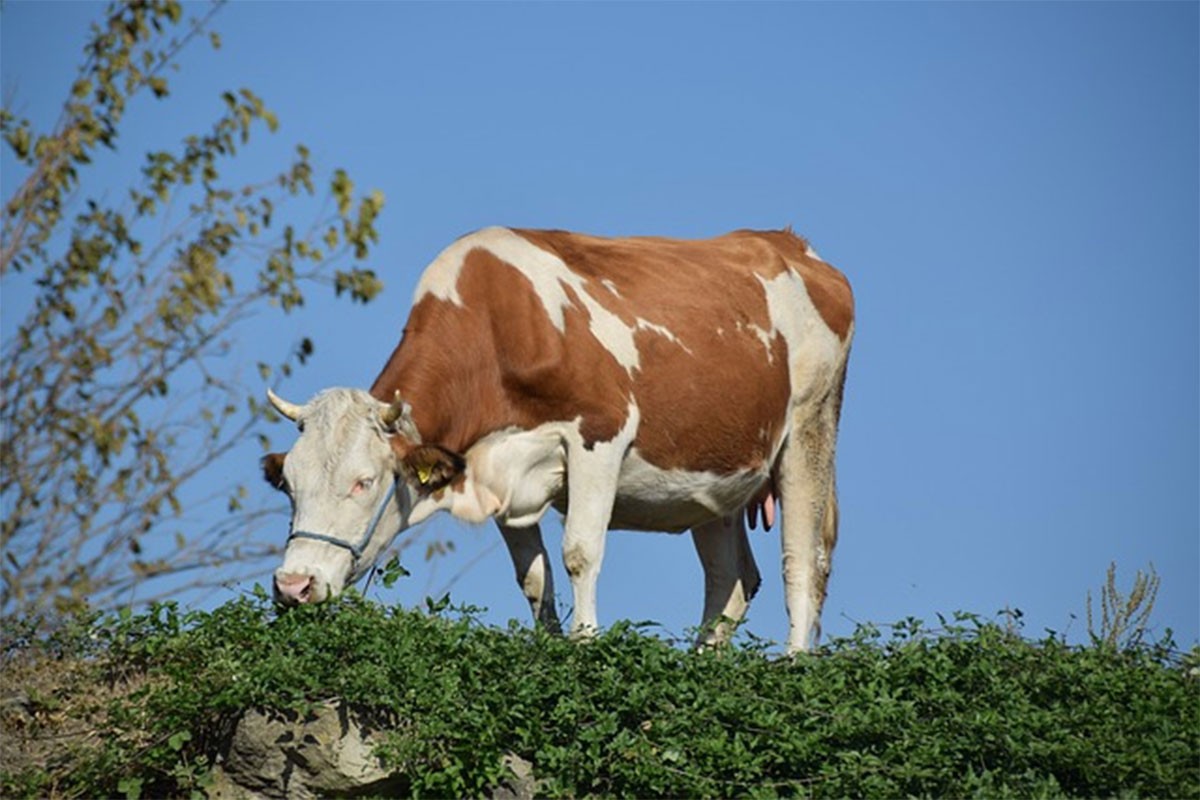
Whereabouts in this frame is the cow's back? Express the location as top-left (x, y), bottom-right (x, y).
top-left (512, 229), bottom-right (851, 473)
top-left (375, 227), bottom-right (852, 487)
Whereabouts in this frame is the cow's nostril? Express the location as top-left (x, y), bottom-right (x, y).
top-left (275, 573), bottom-right (315, 605)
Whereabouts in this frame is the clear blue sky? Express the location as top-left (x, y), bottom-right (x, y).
top-left (3, 2), bottom-right (1197, 649)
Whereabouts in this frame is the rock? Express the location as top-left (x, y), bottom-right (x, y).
top-left (207, 702), bottom-right (538, 799)
top-left (207, 703), bottom-right (404, 799)
top-left (491, 752), bottom-right (540, 800)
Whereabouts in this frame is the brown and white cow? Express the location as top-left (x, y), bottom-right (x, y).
top-left (263, 227), bottom-right (853, 653)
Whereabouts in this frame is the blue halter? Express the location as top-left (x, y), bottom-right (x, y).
top-left (286, 480), bottom-right (399, 573)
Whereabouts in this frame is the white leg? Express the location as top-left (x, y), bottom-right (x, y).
top-left (777, 395), bottom-right (841, 654)
top-left (498, 523), bottom-right (560, 633)
top-left (691, 515), bottom-right (762, 647)
top-left (560, 429), bottom-right (630, 639)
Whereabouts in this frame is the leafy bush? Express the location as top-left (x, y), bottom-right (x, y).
top-left (2, 594), bottom-right (1196, 798)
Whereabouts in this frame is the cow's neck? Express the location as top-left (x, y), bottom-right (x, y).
top-left (368, 297), bottom-right (519, 455)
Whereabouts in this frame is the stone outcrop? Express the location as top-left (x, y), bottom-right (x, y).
top-left (206, 703), bottom-right (400, 799)
top-left (206, 702), bottom-right (537, 799)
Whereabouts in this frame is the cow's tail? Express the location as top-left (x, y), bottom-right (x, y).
top-left (815, 472), bottom-right (839, 609)
top-left (815, 354), bottom-right (848, 613)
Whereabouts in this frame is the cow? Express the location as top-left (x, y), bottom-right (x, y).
top-left (262, 226), bottom-right (853, 653)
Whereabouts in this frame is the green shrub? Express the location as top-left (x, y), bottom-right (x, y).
top-left (2, 594), bottom-right (1196, 798)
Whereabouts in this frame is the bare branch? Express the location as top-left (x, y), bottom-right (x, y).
top-left (1, 1), bottom-right (385, 620)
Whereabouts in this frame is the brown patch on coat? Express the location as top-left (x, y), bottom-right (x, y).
top-left (749, 229), bottom-right (854, 340)
top-left (369, 247), bottom-right (632, 455)
top-left (369, 227), bottom-right (853, 476)
top-left (514, 229), bottom-right (802, 472)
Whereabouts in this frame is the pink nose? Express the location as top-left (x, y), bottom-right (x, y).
top-left (274, 573), bottom-right (315, 605)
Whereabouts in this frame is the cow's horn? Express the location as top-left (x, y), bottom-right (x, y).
top-left (266, 388), bottom-right (304, 422)
top-left (380, 391), bottom-right (408, 428)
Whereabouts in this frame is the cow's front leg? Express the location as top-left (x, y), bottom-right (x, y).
top-left (560, 425), bottom-right (631, 639)
top-left (498, 522), bottom-right (561, 633)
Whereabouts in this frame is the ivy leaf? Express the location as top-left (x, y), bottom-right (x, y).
top-left (117, 777), bottom-right (143, 800)
top-left (380, 555), bottom-right (410, 589)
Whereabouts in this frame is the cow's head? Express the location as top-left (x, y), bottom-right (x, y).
top-left (263, 387), bottom-right (463, 605)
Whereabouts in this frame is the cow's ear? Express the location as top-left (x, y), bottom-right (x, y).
top-left (261, 452), bottom-right (288, 492)
top-left (400, 444), bottom-right (464, 492)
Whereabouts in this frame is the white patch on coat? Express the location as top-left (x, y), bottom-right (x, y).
top-left (412, 231), bottom-right (482, 306)
top-left (445, 423), bottom-right (572, 528)
top-left (635, 319), bottom-right (693, 354)
top-left (486, 229), bottom-right (642, 371)
top-left (757, 270), bottom-right (843, 409)
top-left (609, 449), bottom-right (770, 533)
top-left (558, 402), bottom-right (643, 524)
top-left (413, 227), bottom-right (647, 372)
top-left (733, 320), bottom-right (775, 361)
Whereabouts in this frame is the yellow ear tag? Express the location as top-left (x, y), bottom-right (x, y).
top-left (416, 464), bottom-right (433, 485)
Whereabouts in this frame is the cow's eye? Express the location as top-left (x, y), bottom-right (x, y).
top-left (350, 478), bottom-right (373, 497)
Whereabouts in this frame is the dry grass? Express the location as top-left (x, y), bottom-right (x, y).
top-left (0, 640), bottom-right (156, 797)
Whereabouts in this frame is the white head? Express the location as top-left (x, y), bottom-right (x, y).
top-left (262, 388), bottom-right (463, 605)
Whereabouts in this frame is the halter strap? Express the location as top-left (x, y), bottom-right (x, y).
top-left (287, 480), bottom-right (399, 570)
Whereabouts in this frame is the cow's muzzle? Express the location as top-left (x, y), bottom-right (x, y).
top-left (274, 480), bottom-right (400, 606)
top-left (274, 572), bottom-right (319, 605)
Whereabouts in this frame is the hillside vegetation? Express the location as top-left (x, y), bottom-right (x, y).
top-left (2, 591), bottom-right (1196, 798)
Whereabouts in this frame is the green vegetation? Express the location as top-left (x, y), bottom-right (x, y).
top-left (2, 593), bottom-right (1196, 799)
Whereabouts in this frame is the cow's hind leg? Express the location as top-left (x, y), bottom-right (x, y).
top-left (498, 523), bottom-right (561, 633)
top-left (691, 515), bottom-right (762, 647)
top-left (777, 390), bottom-right (842, 655)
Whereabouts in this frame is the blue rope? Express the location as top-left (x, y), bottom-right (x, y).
top-left (287, 480), bottom-right (399, 572)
